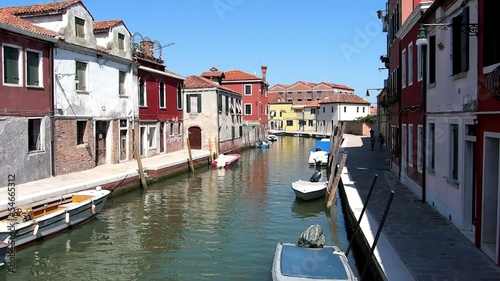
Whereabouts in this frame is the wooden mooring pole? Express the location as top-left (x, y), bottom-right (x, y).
top-left (186, 137), bottom-right (195, 173)
top-left (209, 138), bottom-right (213, 163)
top-left (134, 144), bottom-right (147, 189)
top-left (326, 152), bottom-right (348, 209)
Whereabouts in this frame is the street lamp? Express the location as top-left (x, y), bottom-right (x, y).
top-left (366, 88), bottom-right (384, 97)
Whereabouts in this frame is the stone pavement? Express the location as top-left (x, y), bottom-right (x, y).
top-left (0, 149), bottom-right (210, 213)
top-left (342, 134), bottom-right (500, 281)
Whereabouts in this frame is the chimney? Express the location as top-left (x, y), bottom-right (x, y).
top-left (261, 65), bottom-right (267, 81)
top-left (140, 40), bottom-right (154, 58)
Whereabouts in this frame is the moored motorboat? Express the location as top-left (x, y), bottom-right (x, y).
top-left (255, 140), bottom-right (271, 148)
top-left (212, 153), bottom-right (241, 168)
top-left (308, 138), bottom-right (331, 166)
top-left (268, 134), bottom-right (278, 141)
top-left (291, 171), bottom-right (327, 201)
top-left (272, 224), bottom-right (357, 281)
top-left (0, 186), bottom-right (110, 249)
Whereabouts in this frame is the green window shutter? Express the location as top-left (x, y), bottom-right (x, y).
top-left (139, 79), bottom-right (145, 106)
top-left (27, 51), bottom-right (39, 86)
top-left (4, 46), bottom-right (19, 84)
top-left (186, 95), bottom-right (191, 113)
top-left (197, 95), bottom-right (202, 113)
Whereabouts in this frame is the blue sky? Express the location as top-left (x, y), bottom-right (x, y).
top-left (4, 0), bottom-right (388, 104)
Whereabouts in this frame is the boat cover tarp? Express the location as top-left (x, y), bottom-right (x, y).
top-left (280, 244), bottom-right (348, 279)
top-left (311, 140), bottom-right (330, 152)
top-left (297, 224), bottom-right (325, 248)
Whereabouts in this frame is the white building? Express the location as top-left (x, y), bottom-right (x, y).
top-left (17, 0), bottom-right (137, 175)
top-left (422, 0), bottom-right (478, 233)
top-left (183, 75), bottom-right (243, 153)
top-left (317, 94), bottom-right (371, 133)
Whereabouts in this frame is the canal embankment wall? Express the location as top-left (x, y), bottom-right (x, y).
top-left (337, 166), bottom-right (416, 281)
top-left (0, 149), bottom-right (213, 215)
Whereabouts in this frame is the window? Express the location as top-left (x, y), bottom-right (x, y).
top-left (484, 0), bottom-right (500, 66)
top-left (344, 106), bottom-right (346, 113)
top-left (278, 91), bottom-right (283, 95)
top-left (75, 61), bottom-right (87, 91)
top-left (322, 107), bottom-right (325, 113)
top-left (139, 78), bottom-right (146, 107)
top-left (77, 120), bottom-right (87, 145)
top-left (28, 118), bottom-right (42, 152)
top-left (449, 124), bottom-right (459, 181)
top-left (429, 35), bottom-right (436, 83)
top-left (417, 125), bottom-right (423, 172)
top-left (363, 107), bottom-right (365, 113)
top-left (286, 120), bottom-right (293, 126)
top-left (429, 123), bottom-right (435, 170)
top-left (187, 94), bottom-right (201, 113)
top-left (297, 91), bottom-right (302, 95)
top-left (417, 45), bottom-right (423, 81)
top-left (75, 17), bottom-right (85, 38)
top-left (170, 123), bottom-right (174, 136)
top-left (225, 96), bottom-right (229, 114)
top-left (270, 110), bottom-right (276, 117)
top-left (118, 33), bottom-right (125, 50)
top-left (357, 107), bottom-right (359, 113)
top-left (26, 50), bottom-right (41, 87)
top-left (408, 42), bottom-right (413, 85)
top-left (280, 110), bottom-right (285, 117)
top-left (451, 7), bottom-right (469, 75)
top-left (244, 84), bottom-right (251, 95)
top-left (308, 120), bottom-right (313, 126)
top-left (402, 48), bottom-right (407, 88)
top-left (287, 91), bottom-right (292, 95)
top-left (159, 81), bottom-right (166, 108)
top-left (331, 106), bottom-right (333, 112)
top-left (244, 104), bottom-right (252, 115)
top-left (178, 123), bottom-right (181, 135)
top-left (310, 108), bottom-right (316, 114)
top-left (218, 94), bottom-right (223, 112)
top-left (408, 124), bottom-right (413, 167)
top-left (3, 45), bottom-right (21, 85)
top-left (119, 71), bottom-right (126, 96)
top-left (177, 83), bottom-right (183, 109)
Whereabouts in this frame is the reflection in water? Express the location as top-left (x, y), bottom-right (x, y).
top-left (291, 198), bottom-right (326, 219)
top-left (1, 137), bottom-right (359, 281)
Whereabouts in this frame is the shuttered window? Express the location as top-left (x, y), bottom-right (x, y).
top-left (3, 46), bottom-right (20, 85)
top-left (451, 7), bottom-right (469, 75)
top-left (26, 51), bottom-right (40, 86)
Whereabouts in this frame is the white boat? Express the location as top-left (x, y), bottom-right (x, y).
top-left (268, 134), bottom-right (278, 141)
top-left (308, 138), bottom-right (330, 166)
top-left (0, 242), bottom-right (7, 267)
top-left (272, 225), bottom-right (357, 281)
top-left (255, 140), bottom-right (271, 148)
top-left (0, 186), bottom-right (110, 249)
top-left (291, 171), bottom-right (327, 201)
top-left (212, 153), bottom-right (241, 168)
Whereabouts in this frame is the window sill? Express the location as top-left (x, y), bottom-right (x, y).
top-left (3, 83), bottom-right (22, 87)
top-left (77, 143), bottom-right (89, 148)
top-left (428, 82), bottom-right (436, 89)
top-left (28, 150), bottom-right (45, 156)
top-left (76, 90), bottom-right (89, 95)
top-left (452, 71), bottom-right (467, 80)
top-left (159, 107), bottom-right (166, 110)
top-left (446, 177), bottom-right (460, 187)
top-left (27, 85), bottom-right (44, 89)
top-left (139, 106), bottom-right (148, 108)
top-left (119, 95), bottom-right (129, 98)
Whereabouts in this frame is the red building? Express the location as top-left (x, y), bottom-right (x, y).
top-left (135, 40), bottom-right (185, 157)
top-left (475, 0), bottom-right (500, 265)
top-left (0, 14), bottom-right (57, 185)
top-left (219, 67), bottom-right (269, 136)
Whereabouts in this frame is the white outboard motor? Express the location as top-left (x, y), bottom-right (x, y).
top-left (310, 171), bottom-right (322, 182)
top-left (216, 154), bottom-right (226, 169)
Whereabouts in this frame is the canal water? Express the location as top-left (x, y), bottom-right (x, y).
top-left (1, 136), bottom-right (360, 281)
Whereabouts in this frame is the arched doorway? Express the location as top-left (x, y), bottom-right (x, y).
top-left (188, 126), bottom-right (202, 149)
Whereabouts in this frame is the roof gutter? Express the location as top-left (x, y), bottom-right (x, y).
top-left (138, 65), bottom-right (185, 81)
top-left (0, 22), bottom-right (58, 43)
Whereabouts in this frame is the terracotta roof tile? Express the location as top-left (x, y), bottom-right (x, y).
top-left (184, 75), bottom-right (239, 95)
top-left (93, 19), bottom-right (123, 32)
top-left (223, 70), bottom-right (261, 81)
top-left (320, 94), bottom-right (370, 104)
top-left (165, 68), bottom-right (184, 79)
top-left (3, 0), bottom-right (82, 16)
top-left (268, 92), bottom-right (289, 103)
top-left (269, 84), bottom-right (289, 91)
top-left (321, 82), bottom-right (354, 91)
top-left (0, 10), bottom-right (59, 38)
top-left (201, 71), bottom-right (224, 78)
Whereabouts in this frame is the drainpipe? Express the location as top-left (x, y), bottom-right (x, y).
top-left (50, 45), bottom-right (56, 176)
top-left (421, 44), bottom-right (428, 203)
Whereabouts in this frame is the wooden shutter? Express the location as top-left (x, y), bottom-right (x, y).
top-left (460, 7), bottom-right (469, 73)
top-left (186, 95), bottom-right (191, 113)
top-left (197, 95), bottom-right (201, 113)
top-left (27, 51), bottom-right (39, 86)
top-left (4, 46), bottom-right (19, 84)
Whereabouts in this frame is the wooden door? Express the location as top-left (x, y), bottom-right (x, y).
top-left (96, 121), bottom-right (108, 166)
top-left (188, 126), bottom-right (202, 149)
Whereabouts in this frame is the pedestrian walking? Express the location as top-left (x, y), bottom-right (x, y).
top-left (378, 132), bottom-right (385, 151)
top-left (370, 135), bottom-right (376, 151)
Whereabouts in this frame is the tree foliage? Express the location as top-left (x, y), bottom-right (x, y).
top-left (356, 115), bottom-right (377, 123)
